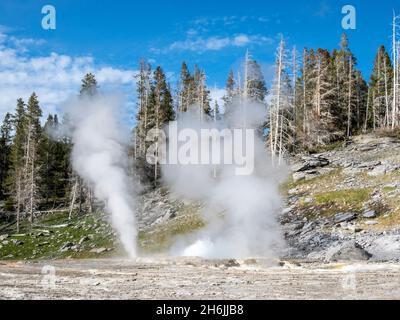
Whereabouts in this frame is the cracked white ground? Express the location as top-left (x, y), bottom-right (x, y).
top-left (1, 258), bottom-right (400, 299)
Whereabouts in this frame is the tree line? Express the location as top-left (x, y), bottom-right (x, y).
top-left (1, 30), bottom-right (400, 221)
top-left (0, 74), bottom-right (98, 230)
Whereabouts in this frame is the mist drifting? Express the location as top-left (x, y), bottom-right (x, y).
top-left (163, 100), bottom-right (287, 259)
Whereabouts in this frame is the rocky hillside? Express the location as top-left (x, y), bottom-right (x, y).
top-left (1, 133), bottom-right (400, 262)
top-left (282, 133), bottom-right (400, 262)
top-left (0, 189), bottom-right (205, 260)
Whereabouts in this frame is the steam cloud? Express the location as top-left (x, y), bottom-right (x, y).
top-left (63, 95), bottom-right (137, 257)
top-left (58, 94), bottom-right (285, 260)
top-left (163, 100), bottom-right (287, 259)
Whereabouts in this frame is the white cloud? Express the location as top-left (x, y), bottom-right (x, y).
top-left (168, 34), bottom-right (272, 52)
top-left (0, 29), bottom-right (137, 120)
top-left (233, 34), bottom-right (251, 46)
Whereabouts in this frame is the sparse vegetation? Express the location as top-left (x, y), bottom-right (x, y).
top-left (139, 213), bottom-right (205, 252)
top-left (314, 188), bottom-right (372, 208)
top-left (0, 211), bottom-right (117, 260)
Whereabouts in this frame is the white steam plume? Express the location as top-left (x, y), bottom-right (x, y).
top-left (163, 100), bottom-right (287, 259)
top-left (63, 95), bottom-right (137, 257)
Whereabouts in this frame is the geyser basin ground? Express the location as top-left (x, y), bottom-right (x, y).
top-left (1, 258), bottom-right (400, 299)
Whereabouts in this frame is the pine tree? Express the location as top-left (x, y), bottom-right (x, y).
top-left (153, 67), bottom-right (175, 124)
top-left (222, 69), bottom-right (236, 114)
top-left (213, 100), bottom-right (221, 121)
top-left (70, 73), bottom-right (99, 216)
top-left (244, 51), bottom-right (268, 103)
top-left (368, 46), bottom-right (393, 129)
top-left (176, 62), bottom-right (211, 119)
top-left (193, 65), bottom-right (211, 119)
top-left (309, 49), bottom-right (337, 145)
top-left (0, 113), bottom-right (12, 200)
top-left (24, 93), bottom-right (43, 224)
top-left (80, 73), bottom-right (98, 97)
top-left (134, 60), bottom-right (152, 158)
top-left (151, 66), bottom-right (175, 183)
top-left (332, 34), bottom-right (360, 137)
top-left (38, 114), bottom-right (70, 207)
top-left (134, 66), bottom-right (174, 185)
top-left (7, 98), bottom-right (27, 231)
top-left (177, 62), bottom-right (193, 113)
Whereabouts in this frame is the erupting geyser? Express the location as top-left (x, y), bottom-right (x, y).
top-left (163, 100), bottom-right (287, 259)
top-left (65, 95), bottom-right (137, 257)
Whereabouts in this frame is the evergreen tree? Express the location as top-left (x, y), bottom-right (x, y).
top-left (332, 33), bottom-right (361, 137)
top-left (69, 73), bottom-right (99, 216)
top-left (0, 113), bottom-right (12, 200)
top-left (193, 65), bottom-right (211, 118)
top-left (38, 114), bottom-right (70, 206)
top-left (24, 92), bottom-right (43, 223)
top-left (177, 62), bottom-right (193, 113)
top-left (367, 45), bottom-right (393, 129)
top-left (153, 66), bottom-right (175, 125)
top-left (135, 60), bottom-right (152, 158)
top-left (134, 66), bottom-right (174, 185)
top-left (245, 53), bottom-right (268, 103)
top-left (212, 100), bottom-right (221, 121)
top-left (80, 73), bottom-right (98, 97)
top-left (176, 62), bottom-right (211, 118)
top-left (8, 98), bottom-right (27, 230)
top-left (222, 69), bottom-right (236, 113)
top-left (150, 66), bottom-right (174, 183)
top-left (308, 49), bottom-right (337, 146)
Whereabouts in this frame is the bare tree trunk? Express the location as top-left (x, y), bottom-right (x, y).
top-left (364, 87), bottom-right (370, 132)
top-left (28, 145), bottom-right (36, 225)
top-left (384, 57), bottom-right (390, 127)
top-left (278, 114), bottom-right (284, 165)
top-left (273, 40), bottom-right (284, 155)
top-left (392, 12), bottom-right (398, 129)
top-left (88, 188), bottom-right (93, 213)
top-left (373, 91), bottom-right (376, 131)
top-left (292, 46), bottom-right (298, 151)
top-left (303, 50), bottom-right (308, 134)
top-left (347, 60), bottom-right (353, 137)
top-left (316, 59), bottom-right (321, 117)
top-left (16, 172), bottom-right (21, 233)
top-left (154, 88), bottom-right (160, 184)
top-left (69, 180), bottom-right (78, 219)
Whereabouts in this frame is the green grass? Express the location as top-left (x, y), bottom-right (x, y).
top-left (314, 188), bottom-right (372, 208)
top-left (383, 186), bottom-right (397, 193)
top-left (297, 188), bottom-right (373, 218)
top-left (0, 211), bottom-right (116, 260)
top-left (0, 197), bottom-right (206, 259)
top-left (307, 140), bottom-right (346, 154)
top-left (281, 168), bottom-right (343, 194)
top-left (138, 204), bottom-right (205, 253)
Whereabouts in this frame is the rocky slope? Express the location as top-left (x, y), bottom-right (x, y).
top-left (282, 133), bottom-right (400, 262)
top-left (0, 188), bottom-right (205, 259)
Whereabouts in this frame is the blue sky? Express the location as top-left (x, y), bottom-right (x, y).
top-left (0, 0), bottom-right (399, 119)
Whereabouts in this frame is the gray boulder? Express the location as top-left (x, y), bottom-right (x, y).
top-left (292, 156), bottom-right (329, 172)
top-left (60, 242), bottom-right (74, 252)
top-left (362, 210), bottom-right (377, 218)
top-left (334, 212), bottom-right (357, 223)
top-left (0, 234), bottom-right (9, 241)
top-left (325, 242), bottom-right (372, 262)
